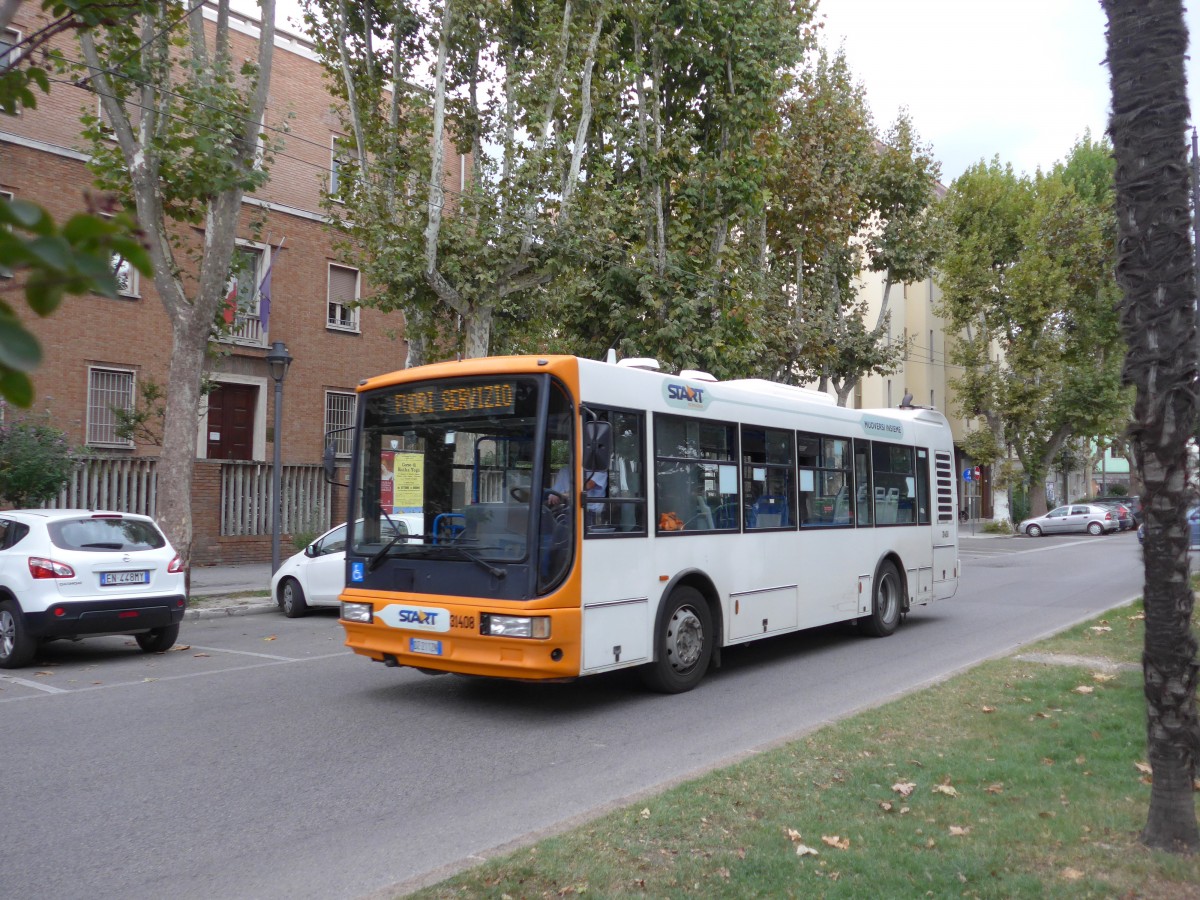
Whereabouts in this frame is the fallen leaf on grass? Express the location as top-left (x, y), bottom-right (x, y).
top-left (1062, 868), bottom-right (1084, 881)
top-left (1089, 626), bottom-right (1112, 634)
top-left (716, 867), bottom-right (730, 879)
top-left (640, 808), bottom-right (650, 819)
top-left (948, 825), bottom-right (970, 836)
top-left (821, 835), bottom-right (850, 850)
top-left (985, 783), bottom-right (1004, 794)
top-left (981, 705), bottom-right (996, 713)
top-left (932, 783), bottom-right (959, 798)
top-left (1092, 672), bottom-right (1115, 683)
top-left (787, 828), bottom-right (802, 842)
top-left (795, 843), bottom-right (819, 857)
top-left (892, 781), bottom-right (916, 797)
top-left (1134, 762), bottom-right (1152, 775)
top-left (1073, 685), bottom-right (1094, 695)
top-left (879, 801), bottom-right (894, 812)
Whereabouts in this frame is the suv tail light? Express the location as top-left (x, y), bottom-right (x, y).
top-left (168, 554), bottom-right (184, 574)
top-left (29, 557), bottom-right (74, 579)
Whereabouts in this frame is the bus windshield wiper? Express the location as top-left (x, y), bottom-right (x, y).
top-left (441, 545), bottom-right (506, 579)
top-left (367, 529), bottom-right (408, 572)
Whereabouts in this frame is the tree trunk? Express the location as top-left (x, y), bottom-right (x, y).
top-left (1104, 0), bottom-right (1200, 853)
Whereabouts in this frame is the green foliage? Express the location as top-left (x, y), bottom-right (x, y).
top-left (938, 138), bottom-right (1127, 498)
top-left (0, 1), bottom-right (156, 407)
top-left (0, 418), bottom-right (77, 507)
top-left (763, 49), bottom-right (943, 398)
top-left (306, 0), bottom-right (815, 375)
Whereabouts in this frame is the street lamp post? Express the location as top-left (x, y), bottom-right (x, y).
top-left (266, 341), bottom-right (293, 574)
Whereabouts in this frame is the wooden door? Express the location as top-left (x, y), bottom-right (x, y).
top-left (207, 383), bottom-right (257, 460)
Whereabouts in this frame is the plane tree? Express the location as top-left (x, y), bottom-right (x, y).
top-left (762, 46), bottom-right (943, 404)
top-left (76, 0), bottom-right (277, 563)
top-left (938, 143), bottom-right (1125, 516)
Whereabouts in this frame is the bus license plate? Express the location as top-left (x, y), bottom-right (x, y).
top-left (100, 570), bottom-right (149, 586)
top-left (409, 638), bottom-right (442, 656)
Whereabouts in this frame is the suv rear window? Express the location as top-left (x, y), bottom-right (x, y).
top-left (48, 517), bottom-right (167, 552)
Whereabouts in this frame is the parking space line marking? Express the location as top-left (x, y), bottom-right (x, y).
top-left (0, 674), bottom-right (68, 693)
top-left (0, 652), bottom-right (353, 703)
top-left (186, 644), bottom-right (297, 661)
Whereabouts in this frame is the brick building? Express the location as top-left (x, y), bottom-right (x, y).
top-left (0, 6), bottom-right (463, 563)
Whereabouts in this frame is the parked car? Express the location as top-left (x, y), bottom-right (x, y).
top-left (1019, 504), bottom-right (1118, 537)
top-left (0, 509), bottom-right (186, 668)
top-left (272, 516), bottom-right (419, 617)
top-left (1091, 499), bottom-right (1133, 531)
top-left (1137, 507), bottom-right (1200, 548)
top-left (1096, 495), bottom-right (1142, 526)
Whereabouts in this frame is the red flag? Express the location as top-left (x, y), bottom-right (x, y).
top-left (223, 277), bottom-right (238, 325)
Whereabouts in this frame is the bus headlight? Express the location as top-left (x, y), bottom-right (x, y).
top-left (341, 601), bottom-right (374, 623)
top-left (481, 614), bottom-right (550, 639)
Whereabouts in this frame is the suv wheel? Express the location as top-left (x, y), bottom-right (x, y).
top-left (0, 599), bottom-right (38, 669)
top-left (135, 624), bottom-right (180, 653)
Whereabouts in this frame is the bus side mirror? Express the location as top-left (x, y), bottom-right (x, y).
top-left (582, 420), bottom-right (613, 472)
top-left (323, 444), bottom-right (337, 481)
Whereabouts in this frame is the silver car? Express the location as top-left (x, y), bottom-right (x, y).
top-left (1020, 504), bottom-right (1118, 537)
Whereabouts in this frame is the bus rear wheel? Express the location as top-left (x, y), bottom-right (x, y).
top-left (859, 561), bottom-right (903, 638)
top-left (640, 587), bottom-right (712, 694)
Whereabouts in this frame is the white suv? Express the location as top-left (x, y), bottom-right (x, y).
top-left (0, 510), bottom-right (187, 668)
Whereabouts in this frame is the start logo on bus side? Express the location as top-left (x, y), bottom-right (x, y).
top-left (664, 382), bottom-right (712, 410)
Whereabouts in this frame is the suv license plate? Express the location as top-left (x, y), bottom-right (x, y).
top-left (100, 571), bottom-right (149, 586)
top-left (409, 638), bottom-right (442, 656)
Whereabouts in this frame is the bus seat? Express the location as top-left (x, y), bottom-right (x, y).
top-left (751, 495), bottom-right (788, 528)
top-left (432, 513), bottom-right (465, 544)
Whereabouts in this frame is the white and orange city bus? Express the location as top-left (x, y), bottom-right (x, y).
top-left (335, 354), bottom-right (960, 692)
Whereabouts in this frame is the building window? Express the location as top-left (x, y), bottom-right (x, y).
top-left (327, 264), bottom-right (360, 331)
top-left (87, 366), bottom-right (135, 447)
top-left (329, 135), bottom-right (349, 199)
top-left (1, 29), bottom-right (18, 71)
top-left (112, 253), bottom-right (138, 297)
top-left (220, 244), bottom-right (265, 345)
top-left (325, 391), bottom-right (356, 456)
top-left (0, 190), bottom-right (10, 277)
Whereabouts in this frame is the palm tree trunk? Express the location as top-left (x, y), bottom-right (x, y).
top-left (1104, 0), bottom-right (1200, 853)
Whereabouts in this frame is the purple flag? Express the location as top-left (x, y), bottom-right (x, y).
top-left (257, 262), bottom-right (272, 331)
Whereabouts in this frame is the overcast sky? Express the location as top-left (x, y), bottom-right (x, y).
top-left (259, 0), bottom-right (1198, 186)
top-left (818, 0), bottom-right (1200, 184)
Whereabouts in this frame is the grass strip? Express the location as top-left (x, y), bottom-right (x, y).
top-left (407, 599), bottom-right (1199, 899)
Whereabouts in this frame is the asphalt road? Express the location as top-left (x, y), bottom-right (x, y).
top-left (0, 530), bottom-right (1147, 899)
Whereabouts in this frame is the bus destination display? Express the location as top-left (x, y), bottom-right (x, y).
top-left (388, 381), bottom-right (516, 419)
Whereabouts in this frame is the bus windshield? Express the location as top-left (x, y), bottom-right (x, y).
top-left (350, 375), bottom-right (576, 586)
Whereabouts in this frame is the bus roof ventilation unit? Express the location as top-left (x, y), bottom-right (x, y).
top-left (679, 369), bottom-right (718, 383)
top-left (616, 357), bottom-right (662, 371)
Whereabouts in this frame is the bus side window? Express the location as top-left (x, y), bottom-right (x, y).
top-left (587, 408), bottom-right (647, 536)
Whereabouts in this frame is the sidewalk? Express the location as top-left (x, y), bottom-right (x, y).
top-left (186, 562), bottom-right (277, 620)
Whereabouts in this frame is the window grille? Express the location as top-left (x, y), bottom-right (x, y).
top-left (325, 391), bottom-right (356, 456)
top-left (87, 367), bottom-right (135, 447)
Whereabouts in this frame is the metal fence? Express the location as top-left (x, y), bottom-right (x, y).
top-left (50, 457), bottom-right (332, 538)
top-left (219, 461), bottom-right (331, 537)
top-left (54, 456), bottom-right (158, 515)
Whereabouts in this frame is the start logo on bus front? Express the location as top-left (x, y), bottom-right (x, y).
top-left (663, 381), bottom-right (713, 411)
top-left (376, 603), bottom-right (451, 632)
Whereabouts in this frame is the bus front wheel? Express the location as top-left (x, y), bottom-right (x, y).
top-left (859, 561), bottom-right (903, 638)
top-left (640, 587), bottom-right (713, 694)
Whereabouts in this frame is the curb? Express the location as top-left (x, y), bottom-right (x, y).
top-left (184, 600), bottom-right (278, 621)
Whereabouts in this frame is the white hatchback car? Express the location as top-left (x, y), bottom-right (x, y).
top-left (0, 509), bottom-right (187, 668)
top-left (272, 516), bottom-right (418, 617)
